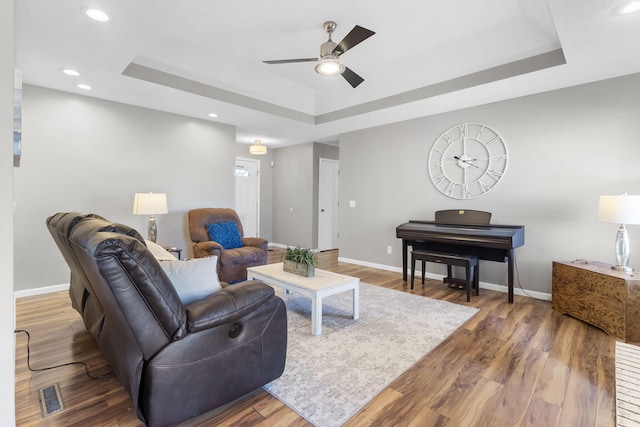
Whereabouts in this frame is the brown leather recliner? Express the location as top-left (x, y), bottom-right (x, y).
top-left (188, 208), bottom-right (268, 283)
top-left (46, 212), bottom-right (287, 427)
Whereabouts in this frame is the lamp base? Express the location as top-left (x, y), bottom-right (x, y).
top-left (148, 215), bottom-right (157, 243)
top-left (612, 265), bottom-right (633, 272)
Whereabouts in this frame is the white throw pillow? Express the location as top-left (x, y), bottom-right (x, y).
top-left (146, 240), bottom-right (178, 261)
top-left (159, 256), bottom-right (221, 305)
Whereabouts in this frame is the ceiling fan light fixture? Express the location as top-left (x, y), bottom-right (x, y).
top-left (315, 57), bottom-right (345, 76)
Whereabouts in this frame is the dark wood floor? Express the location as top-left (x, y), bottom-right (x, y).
top-left (15, 249), bottom-right (616, 426)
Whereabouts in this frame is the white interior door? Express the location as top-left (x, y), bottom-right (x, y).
top-left (318, 158), bottom-right (339, 251)
top-left (235, 158), bottom-right (260, 237)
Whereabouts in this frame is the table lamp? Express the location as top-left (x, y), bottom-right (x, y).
top-left (598, 193), bottom-right (640, 271)
top-left (133, 192), bottom-right (168, 242)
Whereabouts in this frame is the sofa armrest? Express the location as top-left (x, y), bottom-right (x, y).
top-left (242, 237), bottom-right (268, 251)
top-left (193, 241), bottom-right (223, 259)
top-left (185, 280), bottom-right (275, 333)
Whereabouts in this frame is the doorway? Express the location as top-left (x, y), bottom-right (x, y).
top-left (318, 158), bottom-right (339, 251)
top-left (235, 157), bottom-right (260, 237)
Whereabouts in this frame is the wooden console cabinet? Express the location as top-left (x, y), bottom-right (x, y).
top-left (552, 261), bottom-right (640, 343)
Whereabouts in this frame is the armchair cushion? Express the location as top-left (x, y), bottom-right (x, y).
top-left (206, 221), bottom-right (243, 249)
top-left (159, 256), bottom-right (221, 305)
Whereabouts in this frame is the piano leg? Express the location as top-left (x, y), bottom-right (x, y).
top-left (466, 263), bottom-right (472, 302)
top-left (402, 240), bottom-right (409, 281)
top-left (410, 251), bottom-right (415, 289)
top-left (508, 249), bottom-right (515, 303)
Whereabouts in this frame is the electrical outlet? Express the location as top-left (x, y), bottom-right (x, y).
top-left (387, 246), bottom-right (393, 254)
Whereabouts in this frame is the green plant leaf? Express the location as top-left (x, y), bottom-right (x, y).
top-left (283, 246), bottom-right (315, 266)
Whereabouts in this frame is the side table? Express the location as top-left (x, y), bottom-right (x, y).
top-left (552, 260), bottom-right (640, 343)
top-left (163, 246), bottom-right (182, 260)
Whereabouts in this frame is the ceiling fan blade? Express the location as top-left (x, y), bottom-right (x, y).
top-left (263, 58), bottom-right (318, 64)
top-left (342, 67), bottom-right (364, 88)
top-left (333, 25), bottom-right (375, 56)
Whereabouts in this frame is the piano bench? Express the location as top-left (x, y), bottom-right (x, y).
top-left (411, 250), bottom-right (479, 302)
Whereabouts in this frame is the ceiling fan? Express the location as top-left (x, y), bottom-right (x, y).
top-left (263, 21), bottom-right (375, 88)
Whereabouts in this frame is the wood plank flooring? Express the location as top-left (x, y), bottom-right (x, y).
top-left (15, 249), bottom-right (616, 426)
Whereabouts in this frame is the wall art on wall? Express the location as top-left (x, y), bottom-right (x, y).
top-left (428, 123), bottom-right (508, 199)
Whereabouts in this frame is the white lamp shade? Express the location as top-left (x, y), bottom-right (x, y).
top-left (598, 194), bottom-right (640, 224)
top-left (133, 193), bottom-right (168, 215)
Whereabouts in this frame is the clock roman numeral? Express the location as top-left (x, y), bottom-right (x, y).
top-left (445, 181), bottom-right (456, 195)
top-left (463, 184), bottom-right (472, 199)
top-left (458, 124), bottom-right (468, 139)
top-left (434, 173), bottom-right (447, 185)
top-left (486, 136), bottom-right (502, 147)
top-left (479, 180), bottom-right (492, 193)
top-left (487, 169), bottom-right (503, 180)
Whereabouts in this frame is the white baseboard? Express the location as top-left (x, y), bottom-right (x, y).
top-left (338, 256), bottom-right (404, 273)
top-left (14, 283), bottom-right (69, 300)
top-left (338, 256), bottom-right (551, 301)
top-left (269, 243), bottom-right (321, 252)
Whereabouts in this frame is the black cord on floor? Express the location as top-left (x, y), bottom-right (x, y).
top-left (14, 329), bottom-right (114, 380)
top-left (513, 251), bottom-right (534, 299)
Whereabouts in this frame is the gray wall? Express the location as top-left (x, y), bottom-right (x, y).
top-left (312, 143), bottom-right (339, 248)
top-left (271, 142), bottom-right (338, 249)
top-left (235, 144), bottom-right (274, 242)
top-left (14, 85), bottom-right (237, 291)
top-left (339, 73), bottom-right (640, 297)
top-left (1, 0), bottom-right (16, 422)
top-left (272, 143), bottom-right (314, 248)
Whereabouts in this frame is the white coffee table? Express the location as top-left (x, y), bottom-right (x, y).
top-left (247, 262), bottom-right (360, 335)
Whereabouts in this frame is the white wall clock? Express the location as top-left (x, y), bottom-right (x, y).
top-left (428, 123), bottom-right (508, 199)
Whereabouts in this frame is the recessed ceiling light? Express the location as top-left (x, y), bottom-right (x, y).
top-left (208, 113), bottom-right (219, 118)
top-left (76, 83), bottom-right (92, 90)
top-left (86, 8), bottom-right (109, 22)
top-left (622, 1), bottom-right (640, 13)
top-left (63, 69), bottom-right (80, 76)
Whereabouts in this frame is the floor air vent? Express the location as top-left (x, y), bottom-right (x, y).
top-left (39, 383), bottom-right (64, 417)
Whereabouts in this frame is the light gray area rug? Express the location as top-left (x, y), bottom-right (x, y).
top-left (616, 341), bottom-right (640, 427)
top-left (263, 282), bottom-right (479, 427)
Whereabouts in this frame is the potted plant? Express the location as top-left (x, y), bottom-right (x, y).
top-left (283, 247), bottom-right (316, 277)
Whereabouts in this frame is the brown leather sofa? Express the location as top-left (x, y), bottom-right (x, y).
top-left (46, 212), bottom-right (287, 427)
top-left (188, 208), bottom-right (268, 283)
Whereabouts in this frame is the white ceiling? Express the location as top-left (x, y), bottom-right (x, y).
top-left (14, 0), bottom-right (640, 148)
